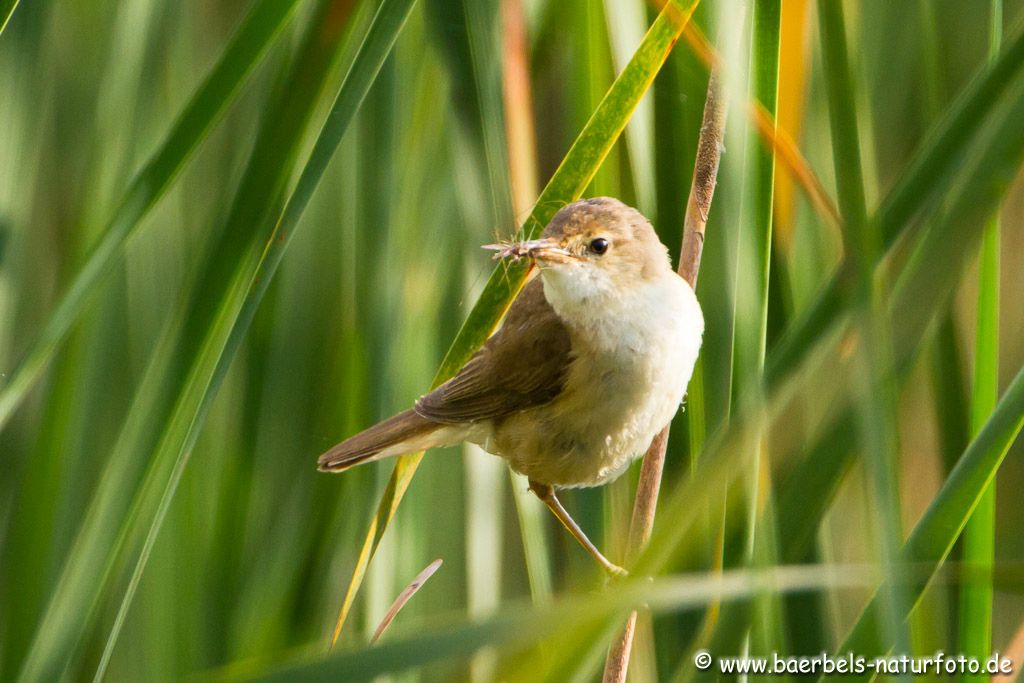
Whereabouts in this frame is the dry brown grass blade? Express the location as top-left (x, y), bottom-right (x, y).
top-left (369, 559), bottom-right (444, 645)
top-left (501, 0), bottom-right (539, 216)
top-left (602, 66), bottom-right (728, 683)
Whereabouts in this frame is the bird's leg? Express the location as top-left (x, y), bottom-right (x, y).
top-left (528, 480), bottom-right (628, 578)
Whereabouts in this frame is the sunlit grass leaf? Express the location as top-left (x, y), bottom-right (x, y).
top-left (250, 566), bottom-right (873, 682)
top-left (329, 0), bottom-right (703, 643)
top-left (0, 0), bottom-right (305, 431)
top-left (680, 65), bottom-right (1024, 675)
top-left (826, 364), bottom-right (1024, 681)
top-left (0, 0), bottom-right (19, 36)
top-left (765, 14), bottom-right (1024, 388)
top-left (719, 0), bottom-right (782, 669)
top-left (959, 3), bottom-right (1002, 668)
top-left (756, 46), bottom-right (1024, 609)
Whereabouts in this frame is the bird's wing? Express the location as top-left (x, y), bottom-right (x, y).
top-left (415, 278), bottom-right (573, 424)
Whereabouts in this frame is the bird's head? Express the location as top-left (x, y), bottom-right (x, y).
top-left (485, 197), bottom-right (675, 319)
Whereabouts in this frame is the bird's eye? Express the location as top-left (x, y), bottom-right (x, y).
top-left (589, 237), bottom-right (609, 255)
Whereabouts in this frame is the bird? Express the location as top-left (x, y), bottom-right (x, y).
top-left (318, 197), bottom-right (704, 576)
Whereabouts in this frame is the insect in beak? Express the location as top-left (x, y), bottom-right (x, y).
top-left (482, 238), bottom-right (574, 264)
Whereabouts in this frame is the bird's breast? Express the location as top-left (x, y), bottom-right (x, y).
top-left (491, 274), bottom-right (703, 487)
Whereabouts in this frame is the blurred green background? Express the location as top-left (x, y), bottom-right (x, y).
top-left (1, 0), bottom-right (1023, 680)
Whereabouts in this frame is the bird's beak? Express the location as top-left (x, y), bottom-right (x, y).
top-left (482, 238), bottom-right (573, 264)
top-left (523, 238), bottom-right (573, 264)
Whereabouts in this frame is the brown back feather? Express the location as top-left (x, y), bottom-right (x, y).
top-left (319, 278), bottom-right (572, 471)
top-left (415, 278), bottom-right (572, 424)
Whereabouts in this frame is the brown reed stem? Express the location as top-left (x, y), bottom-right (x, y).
top-left (602, 67), bottom-right (727, 683)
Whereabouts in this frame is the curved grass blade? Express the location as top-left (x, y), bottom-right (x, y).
top-left (651, 58), bottom-right (1024, 596)
top-left (84, 0), bottom-right (417, 674)
top-left (14, 2), bottom-right (361, 681)
top-left (765, 13), bottom-right (1024, 389)
top-left (370, 559), bottom-right (444, 645)
top-left (249, 565), bottom-right (872, 681)
top-left (824, 364), bottom-right (1024, 682)
top-left (329, 0), bottom-right (703, 645)
top-left (674, 69), bottom-right (1024, 674)
top-left (0, 0), bottom-right (304, 431)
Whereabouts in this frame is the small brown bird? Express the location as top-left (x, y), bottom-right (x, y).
top-left (319, 197), bottom-right (704, 575)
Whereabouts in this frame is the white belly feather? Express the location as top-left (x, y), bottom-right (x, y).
top-left (489, 273), bottom-right (703, 487)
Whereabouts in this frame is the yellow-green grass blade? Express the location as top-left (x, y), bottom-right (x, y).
top-left (765, 13), bottom-right (1024, 391)
top-left (667, 67), bottom-right (1024, 675)
top-left (824, 364), bottom-right (1024, 683)
top-left (959, 1), bottom-right (1002, 675)
top-left (0, 0), bottom-right (18, 37)
top-left (732, 0), bottom-right (780, 396)
top-left (819, 0), bottom-right (907, 657)
top-left (13, 2), bottom-right (363, 681)
top-left (330, 0), bottom-right (702, 643)
top-left (758, 52), bottom-right (1024, 592)
top-left (0, 0), bottom-right (305, 431)
top-left (243, 565), bottom-right (874, 681)
top-left (775, 48), bottom-right (1024, 571)
top-left (724, 0), bottom-right (784, 667)
top-left (87, 0), bottom-right (417, 669)
top-left (634, 47), bottom-right (1024, 586)
top-left (958, 197), bottom-right (1001, 679)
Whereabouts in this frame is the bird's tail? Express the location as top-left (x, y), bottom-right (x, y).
top-left (317, 409), bottom-right (453, 472)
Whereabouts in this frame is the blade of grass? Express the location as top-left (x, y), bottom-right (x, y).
top-left (776, 50), bottom-right (1024, 561)
top-left (14, 2), bottom-right (362, 681)
top-left (687, 2), bottom-right (785, 676)
top-left (765, 13), bottom-right (1024, 390)
top-left (89, 0), bottom-right (417, 672)
top-left (329, 0), bottom-right (702, 644)
top-left (0, 0), bottom-right (305, 431)
top-left (247, 565), bottom-right (873, 682)
top-left (824, 364), bottom-right (1024, 682)
top-left (819, 0), bottom-right (908, 659)
top-left (675, 1), bottom-right (773, 677)
top-left (686, 66), bottom-right (1024, 674)
top-left (737, 0), bottom-right (782, 663)
top-left (370, 559), bottom-right (444, 645)
top-left (959, 1), bottom-right (1002, 675)
top-left (636, 55), bottom-right (1024, 608)
top-left (738, 0), bottom-right (785, 669)
top-left (732, 0), bottom-right (780, 398)
top-left (0, 0), bottom-right (19, 37)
